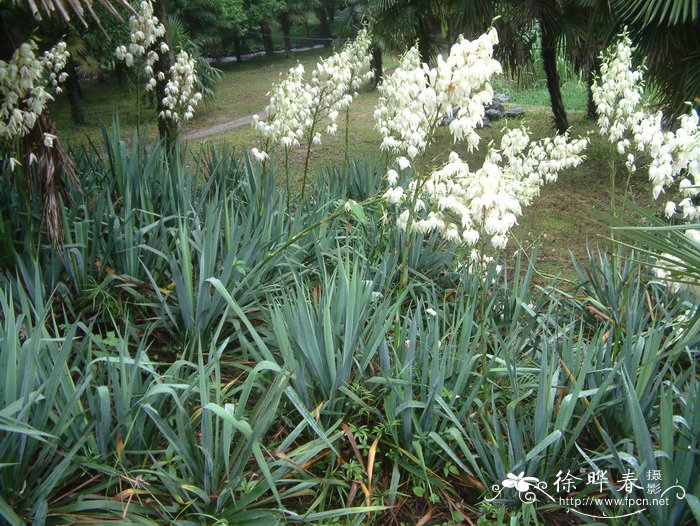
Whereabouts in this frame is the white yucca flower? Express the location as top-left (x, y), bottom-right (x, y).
top-left (374, 28), bottom-right (502, 159)
top-left (379, 28), bottom-right (586, 259)
top-left (0, 39), bottom-right (69, 145)
top-left (405, 131), bottom-right (587, 249)
top-left (115, 1), bottom-right (201, 125)
top-left (592, 32), bottom-right (700, 220)
top-left (160, 50), bottom-right (202, 123)
top-left (252, 29), bottom-right (373, 159)
top-left (593, 31), bottom-right (700, 293)
top-left (115, 0), bottom-right (166, 74)
top-left (252, 63), bottom-right (309, 150)
top-left (42, 41), bottom-right (70, 94)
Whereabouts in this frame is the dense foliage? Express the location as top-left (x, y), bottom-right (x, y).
top-left (0, 2), bottom-right (698, 523)
top-left (0, 122), bottom-right (698, 524)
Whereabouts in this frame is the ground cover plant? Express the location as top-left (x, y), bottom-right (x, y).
top-left (0, 3), bottom-right (699, 525)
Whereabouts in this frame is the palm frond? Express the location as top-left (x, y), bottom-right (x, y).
top-left (17, 0), bottom-right (134, 26)
top-left (614, 0), bottom-right (699, 26)
top-left (614, 0), bottom-right (700, 118)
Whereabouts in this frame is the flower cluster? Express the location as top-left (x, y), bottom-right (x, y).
top-left (115, 0), bottom-right (167, 91)
top-left (0, 39), bottom-right (69, 147)
top-left (160, 50), bottom-right (202, 122)
top-left (252, 63), bottom-right (310, 154)
top-left (378, 29), bottom-right (585, 257)
top-left (592, 33), bottom-right (700, 220)
top-left (387, 129), bottom-right (587, 251)
top-left (252, 29), bottom-right (373, 159)
top-left (42, 41), bottom-right (70, 93)
top-left (115, 0), bottom-right (202, 126)
top-left (593, 32), bottom-right (700, 293)
top-left (374, 28), bottom-right (502, 160)
top-left (344, 29), bottom-right (374, 94)
top-left (306, 29), bottom-right (373, 138)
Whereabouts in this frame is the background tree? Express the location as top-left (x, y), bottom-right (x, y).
top-left (559, 0), bottom-right (614, 119)
top-left (617, 0), bottom-right (700, 119)
top-left (451, 0), bottom-right (574, 133)
top-left (338, 0), bottom-right (383, 84)
top-left (314, 0), bottom-right (336, 45)
top-left (278, 0), bottom-right (308, 52)
top-left (246, 0), bottom-right (285, 55)
top-left (169, 0), bottom-right (247, 58)
top-left (359, 0), bottom-right (441, 62)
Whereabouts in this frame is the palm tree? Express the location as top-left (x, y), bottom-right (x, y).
top-left (359, 0), bottom-right (442, 62)
top-left (616, 0), bottom-right (700, 120)
top-left (558, 0), bottom-right (614, 119)
top-left (451, 0), bottom-right (575, 133)
top-left (22, 0), bottom-right (132, 25)
top-left (366, 0), bottom-right (573, 133)
top-left (558, 0), bottom-right (699, 122)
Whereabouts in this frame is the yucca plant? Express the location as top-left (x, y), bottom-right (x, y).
top-left (268, 253), bottom-right (399, 424)
top-left (0, 283), bottom-right (98, 524)
top-left (609, 197), bottom-right (700, 291)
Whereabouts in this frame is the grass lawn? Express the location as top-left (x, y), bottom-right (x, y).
top-left (51, 47), bottom-right (346, 143)
top-left (51, 51), bottom-right (658, 282)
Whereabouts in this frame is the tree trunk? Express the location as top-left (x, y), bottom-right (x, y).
top-left (233, 36), bottom-right (243, 62)
top-left (370, 43), bottom-right (382, 86)
top-left (66, 59), bottom-right (85, 125)
top-left (0, 18), bottom-right (80, 253)
top-left (315, 6), bottom-right (332, 46)
top-left (586, 55), bottom-right (601, 120)
top-left (115, 59), bottom-right (127, 86)
top-left (279, 11), bottom-right (292, 53)
top-left (540, 19), bottom-right (568, 134)
top-left (260, 20), bottom-right (274, 55)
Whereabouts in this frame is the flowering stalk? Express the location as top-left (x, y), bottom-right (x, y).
top-left (284, 146), bottom-right (290, 209)
top-left (592, 32), bottom-right (700, 290)
top-left (115, 0), bottom-right (201, 144)
top-left (0, 39), bottom-right (70, 151)
top-left (159, 50), bottom-right (202, 123)
top-left (115, 0), bottom-right (167, 88)
top-left (592, 32), bottom-right (699, 220)
top-left (252, 29), bottom-right (373, 197)
top-left (377, 29), bottom-right (588, 291)
top-left (0, 38), bottom-right (75, 249)
top-left (300, 86), bottom-right (325, 201)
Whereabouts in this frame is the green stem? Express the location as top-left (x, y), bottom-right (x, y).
top-left (301, 138), bottom-right (313, 202)
top-left (301, 92), bottom-right (325, 202)
top-left (263, 196), bottom-right (379, 267)
top-left (610, 160), bottom-right (617, 274)
top-left (285, 146), bottom-right (290, 210)
top-left (399, 111), bottom-right (442, 290)
top-left (344, 108), bottom-right (350, 167)
top-left (478, 231), bottom-right (488, 396)
top-left (261, 138), bottom-right (271, 175)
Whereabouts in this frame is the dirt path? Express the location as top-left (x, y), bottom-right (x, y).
top-left (183, 44), bottom-right (326, 141)
top-left (183, 112), bottom-right (265, 140)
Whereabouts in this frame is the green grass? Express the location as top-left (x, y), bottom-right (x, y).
top-left (51, 47), bottom-right (345, 144)
top-left (51, 51), bottom-right (657, 282)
